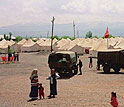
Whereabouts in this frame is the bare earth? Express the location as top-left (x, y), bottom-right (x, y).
top-left (0, 53), bottom-right (124, 107)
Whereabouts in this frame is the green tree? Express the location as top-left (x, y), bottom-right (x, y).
top-left (9, 32), bottom-right (12, 40)
top-left (4, 34), bottom-right (10, 40)
top-left (6, 36), bottom-right (9, 40)
top-left (0, 38), bottom-right (3, 41)
top-left (32, 40), bottom-right (37, 42)
top-left (61, 36), bottom-right (70, 39)
top-left (92, 35), bottom-right (99, 39)
top-left (85, 31), bottom-right (92, 38)
top-left (50, 35), bottom-right (59, 40)
top-left (4, 34), bottom-right (6, 40)
top-left (15, 36), bottom-right (23, 42)
top-left (8, 45), bottom-right (12, 54)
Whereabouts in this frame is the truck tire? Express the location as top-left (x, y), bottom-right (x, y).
top-left (73, 69), bottom-right (78, 75)
top-left (103, 65), bottom-right (110, 73)
top-left (68, 69), bottom-right (73, 76)
top-left (113, 67), bottom-right (120, 73)
top-left (73, 65), bottom-right (78, 75)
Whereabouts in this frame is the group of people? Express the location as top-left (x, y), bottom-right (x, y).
top-left (29, 68), bottom-right (119, 106)
top-left (8, 52), bottom-right (19, 61)
top-left (29, 68), bottom-right (59, 100)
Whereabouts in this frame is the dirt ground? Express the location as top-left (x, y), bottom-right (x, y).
top-left (0, 53), bottom-right (124, 107)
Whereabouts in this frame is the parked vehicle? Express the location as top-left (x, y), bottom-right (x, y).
top-left (48, 51), bottom-right (78, 76)
top-left (97, 49), bottom-right (124, 73)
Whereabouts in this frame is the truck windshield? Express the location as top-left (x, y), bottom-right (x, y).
top-left (48, 54), bottom-right (70, 63)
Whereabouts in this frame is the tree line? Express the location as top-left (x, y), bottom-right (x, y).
top-left (0, 31), bottom-right (115, 42)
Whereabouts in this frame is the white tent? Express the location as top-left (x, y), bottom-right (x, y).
top-left (36, 38), bottom-right (45, 44)
top-left (0, 39), bottom-right (8, 53)
top-left (17, 39), bottom-right (27, 52)
top-left (69, 44), bottom-right (85, 54)
top-left (55, 39), bottom-right (71, 51)
top-left (39, 38), bottom-right (58, 52)
top-left (17, 39), bottom-right (26, 45)
top-left (21, 39), bottom-right (40, 52)
top-left (89, 39), bottom-right (114, 57)
top-left (114, 40), bottom-right (124, 49)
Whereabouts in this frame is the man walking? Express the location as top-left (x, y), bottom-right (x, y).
top-left (78, 59), bottom-right (83, 75)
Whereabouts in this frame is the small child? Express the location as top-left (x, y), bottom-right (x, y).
top-left (38, 83), bottom-right (45, 99)
top-left (110, 91), bottom-right (118, 107)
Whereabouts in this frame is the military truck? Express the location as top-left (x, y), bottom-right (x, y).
top-left (48, 51), bottom-right (78, 76)
top-left (97, 49), bottom-right (124, 73)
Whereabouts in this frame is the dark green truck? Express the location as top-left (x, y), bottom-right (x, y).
top-left (97, 49), bottom-right (124, 73)
top-left (48, 51), bottom-right (78, 76)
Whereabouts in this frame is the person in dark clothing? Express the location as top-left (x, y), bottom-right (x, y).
top-left (8, 45), bottom-right (12, 61)
top-left (16, 52), bottom-right (19, 61)
top-left (13, 52), bottom-right (16, 61)
top-left (8, 53), bottom-right (12, 61)
top-left (29, 69), bottom-right (38, 100)
top-left (89, 56), bottom-right (93, 68)
top-left (48, 69), bottom-right (60, 99)
top-left (78, 59), bottom-right (83, 75)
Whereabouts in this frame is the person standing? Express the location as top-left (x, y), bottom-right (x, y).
top-left (8, 45), bottom-right (12, 61)
top-left (110, 91), bottom-right (118, 107)
top-left (48, 69), bottom-right (60, 98)
top-left (16, 52), bottom-right (19, 61)
top-left (13, 52), bottom-right (16, 61)
top-left (89, 56), bottom-right (93, 68)
top-left (78, 59), bottom-right (83, 75)
top-left (29, 69), bottom-right (39, 100)
top-left (38, 83), bottom-right (45, 99)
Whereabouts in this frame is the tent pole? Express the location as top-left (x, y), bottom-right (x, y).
top-left (107, 38), bottom-right (108, 49)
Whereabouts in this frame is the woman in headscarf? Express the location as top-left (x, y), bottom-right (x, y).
top-left (29, 69), bottom-right (39, 100)
top-left (48, 69), bottom-right (60, 98)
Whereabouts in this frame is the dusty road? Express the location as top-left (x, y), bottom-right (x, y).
top-left (0, 53), bottom-right (124, 107)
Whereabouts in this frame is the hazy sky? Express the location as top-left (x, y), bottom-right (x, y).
top-left (0, 0), bottom-right (124, 27)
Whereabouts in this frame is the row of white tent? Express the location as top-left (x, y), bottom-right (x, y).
top-left (0, 38), bottom-right (58, 53)
top-left (0, 37), bottom-right (124, 55)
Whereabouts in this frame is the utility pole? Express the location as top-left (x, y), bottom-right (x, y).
top-left (73, 21), bottom-right (76, 39)
top-left (77, 30), bottom-right (79, 38)
top-left (51, 16), bottom-right (55, 52)
top-left (47, 31), bottom-right (49, 38)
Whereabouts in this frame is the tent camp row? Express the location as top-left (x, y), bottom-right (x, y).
top-left (0, 38), bottom-right (58, 53)
top-left (0, 37), bottom-right (124, 55)
top-left (55, 37), bottom-right (124, 57)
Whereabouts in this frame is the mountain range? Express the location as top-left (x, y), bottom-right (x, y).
top-left (0, 22), bottom-right (124, 38)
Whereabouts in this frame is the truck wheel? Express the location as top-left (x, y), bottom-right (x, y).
top-left (68, 69), bottom-right (73, 76)
top-left (113, 67), bottom-right (120, 73)
top-left (103, 65), bottom-right (110, 73)
top-left (73, 69), bottom-right (78, 75)
top-left (73, 65), bottom-right (78, 75)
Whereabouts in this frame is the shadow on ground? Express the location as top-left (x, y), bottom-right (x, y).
top-left (97, 72), bottom-right (124, 75)
top-left (58, 75), bottom-right (74, 79)
top-left (27, 99), bottom-right (37, 102)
